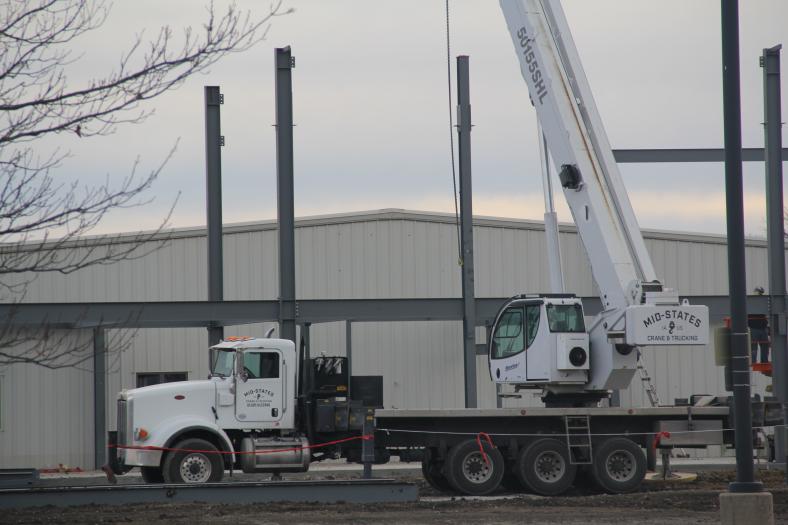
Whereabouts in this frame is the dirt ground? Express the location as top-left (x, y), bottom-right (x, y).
top-left (3, 469), bottom-right (788, 524)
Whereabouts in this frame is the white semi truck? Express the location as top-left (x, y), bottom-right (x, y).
top-left (106, 0), bottom-right (772, 496)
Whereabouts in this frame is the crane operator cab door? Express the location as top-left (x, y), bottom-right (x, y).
top-left (235, 349), bottom-right (284, 425)
top-left (489, 301), bottom-right (548, 383)
top-left (489, 298), bottom-right (590, 386)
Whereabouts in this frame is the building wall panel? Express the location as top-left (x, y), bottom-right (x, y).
top-left (1, 211), bottom-right (779, 468)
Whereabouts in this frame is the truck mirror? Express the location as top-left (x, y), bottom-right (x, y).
top-left (235, 351), bottom-right (248, 382)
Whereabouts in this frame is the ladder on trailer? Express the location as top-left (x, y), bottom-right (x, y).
top-left (564, 415), bottom-right (593, 464)
top-left (637, 353), bottom-right (661, 407)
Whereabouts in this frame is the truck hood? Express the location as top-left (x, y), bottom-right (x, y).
top-left (124, 380), bottom-right (215, 401)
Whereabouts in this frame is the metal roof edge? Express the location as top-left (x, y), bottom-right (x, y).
top-left (2, 208), bottom-right (770, 251)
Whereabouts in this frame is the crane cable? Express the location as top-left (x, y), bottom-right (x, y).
top-left (445, 0), bottom-right (463, 266)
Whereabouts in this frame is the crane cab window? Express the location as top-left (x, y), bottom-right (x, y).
top-left (546, 303), bottom-right (585, 333)
top-left (243, 352), bottom-right (280, 379)
top-left (492, 307), bottom-right (524, 359)
top-left (525, 305), bottom-right (540, 347)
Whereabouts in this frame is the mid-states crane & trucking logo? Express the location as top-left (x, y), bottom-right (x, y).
top-left (243, 388), bottom-right (275, 409)
top-left (641, 308), bottom-right (704, 343)
top-left (625, 304), bottom-right (708, 345)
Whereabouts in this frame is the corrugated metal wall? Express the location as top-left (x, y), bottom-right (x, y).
top-left (0, 210), bottom-right (775, 468)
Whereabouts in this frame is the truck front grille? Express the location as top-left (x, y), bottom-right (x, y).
top-left (117, 399), bottom-right (127, 446)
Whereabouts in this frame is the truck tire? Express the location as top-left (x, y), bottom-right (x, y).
top-left (515, 438), bottom-right (576, 496)
top-left (591, 437), bottom-right (646, 494)
top-left (140, 466), bottom-right (164, 483)
top-left (162, 438), bottom-right (224, 484)
top-left (445, 438), bottom-right (504, 496)
top-left (421, 448), bottom-right (454, 493)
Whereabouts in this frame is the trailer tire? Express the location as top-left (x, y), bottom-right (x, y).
top-left (445, 439), bottom-right (504, 495)
top-left (140, 466), bottom-right (164, 483)
top-left (591, 437), bottom-right (646, 494)
top-left (162, 438), bottom-right (224, 484)
top-left (421, 449), bottom-right (454, 493)
top-left (515, 438), bottom-right (576, 496)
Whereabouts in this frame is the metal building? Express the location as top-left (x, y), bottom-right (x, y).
top-left (0, 209), bottom-right (773, 469)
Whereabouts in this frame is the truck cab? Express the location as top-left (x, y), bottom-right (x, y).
top-left (111, 337), bottom-right (301, 483)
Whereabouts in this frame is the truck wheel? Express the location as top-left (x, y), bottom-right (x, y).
top-left (140, 466), bottom-right (164, 483)
top-left (445, 439), bottom-right (504, 496)
top-left (591, 437), bottom-right (646, 494)
top-left (162, 438), bottom-right (224, 484)
top-left (515, 438), bottom-right (576, 496)
top-left (421, 449), bottom-right (454, 493)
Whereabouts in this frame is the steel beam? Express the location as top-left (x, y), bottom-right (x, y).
top-left (275, 47), bottom-right (297, 344)
top-left (721, 0), bottom-right (760, 492)
top-left (0, 479), bottom-right (417, 508)
top-left (0, 295), bottom-right (768, 329)
top-left (93, 328), bottom-right (106, 469)
top-left (205, 86), bottom-right (225, 347)
top-left (612, 147), bottom-right (788, 163)
top-left (457, 55), bottom-right (477, 409)
top-left (762, 44), bottom-right (787, 471)
top-left (346, 320), bottom-right (353, 398)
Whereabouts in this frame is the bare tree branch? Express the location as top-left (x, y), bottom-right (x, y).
top-left (0, 0), bottom-right (292, 368)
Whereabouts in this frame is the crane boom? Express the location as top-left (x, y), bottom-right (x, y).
top-left (489, 0), bottom-right (709, 397)
top-left (500, 0), bottom-right (656, 310)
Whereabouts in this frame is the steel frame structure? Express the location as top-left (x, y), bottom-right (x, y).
top-left (1, 40), bottom-right (785, 468)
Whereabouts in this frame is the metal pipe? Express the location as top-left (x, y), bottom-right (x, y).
top-left (457, 55), bottom-right (477, 408)
top-left (275, 47), bottom-right (297, 344)
top-left (538, 122), bottom-right (565, 295)
top-left (205, 86), bottom-right (224, 346)
top-left (721, 0), bottom-right (760, 492)
top-left (93, 328), bottom-right (106, 469)
top-left (762, 44), bottom-right (786, 474)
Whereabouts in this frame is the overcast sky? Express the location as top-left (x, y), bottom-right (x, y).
top-left (47, 0), bottom-right (788, 237)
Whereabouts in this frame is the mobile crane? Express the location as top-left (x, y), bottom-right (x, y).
top-left (490, 0), bottom-right (708, 403)
top-left (107, 0), bottom-right (766, 499)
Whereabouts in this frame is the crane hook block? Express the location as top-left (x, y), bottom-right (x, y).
top-left (559, 164), bottom-right (582, 190)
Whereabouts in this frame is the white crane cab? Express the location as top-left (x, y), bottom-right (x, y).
top-left (489, 295), bottom-right (589, 386)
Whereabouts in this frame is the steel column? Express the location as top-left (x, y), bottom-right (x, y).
top-left (205, 86), bottom-right (224, 346)
top-left (762, 44), bottom-right (787, 471)
top-left (457, 55), bottom-right (477, 408)
top-left (275, 47), bottom-right (297, 343)
top-left (721, 0), bottom-right (760, 492)
top-left (346, 320), bottom-right (353, 398)
top-left (93, 328), bottom-right (106, 469)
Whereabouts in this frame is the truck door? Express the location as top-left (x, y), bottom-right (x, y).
top-left (235, 349), bottom-right (284, 424)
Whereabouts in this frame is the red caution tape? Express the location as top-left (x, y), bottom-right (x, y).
top-left (110, 433), bottom-right (373, 456)
top-left (476, 432), bottom-right (495, 466)
top-left (652, 431), bottom-right (671, 450)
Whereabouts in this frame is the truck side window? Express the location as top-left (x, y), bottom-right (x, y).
top-left (525, 305), bottom-right (540, 348)
top-left (244, 352), bottom-right (280, 379)
top-left (492, 307), bottom-right (524, 359)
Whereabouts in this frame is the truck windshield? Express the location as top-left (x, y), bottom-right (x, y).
top-left (546, 304), bottom-right (585, 333)
top-left (211, 349), bottom-right (235, 377)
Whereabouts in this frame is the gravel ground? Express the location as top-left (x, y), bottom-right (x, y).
top-left (3, 469), bottom-right (788, 524)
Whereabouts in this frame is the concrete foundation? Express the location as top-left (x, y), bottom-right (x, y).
top-left (719, 491), bottom-right (774, 525)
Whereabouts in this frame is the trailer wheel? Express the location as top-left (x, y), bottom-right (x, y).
top-left (421, 448), bottom-right (454, 493)
top-left (515, 438), bottom-right (576, 496)
top-left (140, 466), bottom-right (164, 483)
top-left (445, 439), bottom-right (504, 495)
top-left (591, 437), bottom-right (646, 494)
top-left (162, 438), bottom-right (224, 484)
